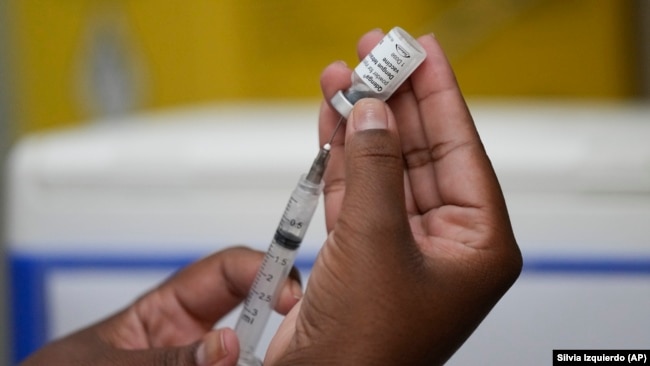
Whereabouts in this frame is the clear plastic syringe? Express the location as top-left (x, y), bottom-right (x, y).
top-left (234, 141), bottom-right (333, 366)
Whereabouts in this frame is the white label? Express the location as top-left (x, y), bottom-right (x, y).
top-left (354, 30), bottom-right (415, 94)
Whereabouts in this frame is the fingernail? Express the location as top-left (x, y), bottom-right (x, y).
top-left (195, 342), bottom-right (207, 366)
top-left (195, 331), bottom-right (229, 366)
top-left (290, 279), bottom-right (303, 300)
top-left (352, 99), bottom-right (388, 131)
top-left (334, 60), bottom-right (348, 67)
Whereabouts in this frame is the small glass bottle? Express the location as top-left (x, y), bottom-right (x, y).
top-left (330, 27), bottom-right (427, 118)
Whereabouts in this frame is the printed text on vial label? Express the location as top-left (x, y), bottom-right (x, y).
top-left (357, 35), bottom-right (412, 93)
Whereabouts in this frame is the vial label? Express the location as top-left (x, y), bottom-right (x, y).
top-left (354, 29), bottom-right (418, 95)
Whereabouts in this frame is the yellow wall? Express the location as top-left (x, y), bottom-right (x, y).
top-left (7, 0), bottom-right (640, 135)
top-left (446, 0), bottom-right (639, 97)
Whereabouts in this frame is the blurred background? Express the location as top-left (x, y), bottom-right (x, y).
top-left (2, 0), bottom-right (647, 136)
top-left (1, 0), bottom-right (649, 365)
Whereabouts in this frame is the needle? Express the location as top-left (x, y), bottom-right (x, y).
top-left (325, 116), bottom-right (345, 148)
top-left (306, 116), bottom-right (346, 183)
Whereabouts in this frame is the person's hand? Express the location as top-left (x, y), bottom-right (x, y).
top-left (265, 30), bottom-right (522, 365)
top-left (21, 247), bottom-right (302, 366)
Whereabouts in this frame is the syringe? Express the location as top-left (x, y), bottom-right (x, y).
top-left (234, 134), bottom-right (337, 366)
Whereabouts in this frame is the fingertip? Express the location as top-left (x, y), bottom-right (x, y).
top-left (320, 61), bottom-right (352, 101)
top-left (220, 328), bottom-right (239, 365)
top-left (290, 278), bottom-right (303, 301)
top-left (320, 60), bottom-right (349, 76)
top-left (417, 32), bottom-right (436, 44)
top-left (361, 27), bottom-right (385, 39)
top-left (275, 278), bottom-right (302, 315)
top-left (348, 98), bottom-right (390, 132)
top-left (357, 29), bottom-right (385, 59)
top-left (418, 32), bottom-right (450, 67)
top-left (411, 32), bottom-right (459, 95)
top-left (195, 328), bottom-right (239, 366)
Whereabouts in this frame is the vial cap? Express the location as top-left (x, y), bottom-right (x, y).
top-left (330, 90), bottom-right (354, 119)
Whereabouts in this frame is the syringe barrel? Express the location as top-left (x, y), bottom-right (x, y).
top-left (235, 175), bottom-right (323, 364)
top-left (276, 174), bottom-right (324, 244)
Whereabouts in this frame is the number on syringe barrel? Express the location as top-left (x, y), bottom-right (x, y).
top-left (281, 197), bottom-right (308, 236)
top-left (240, 306), bottom-right (257, 325)
top-left (273, 255), bottom-right (288, 266)
top-left (247, 247), bottom-right (291, 305)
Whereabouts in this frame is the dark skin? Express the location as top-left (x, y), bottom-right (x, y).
top-left (21, 247), bottom-right (302, 366)
top-left (22, 29), bottom-right (521, 366)
top-left (266, 30), bottom-right (521, 365)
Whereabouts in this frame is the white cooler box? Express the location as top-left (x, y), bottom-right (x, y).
top-left (6, 101), bottom-right (650, 365)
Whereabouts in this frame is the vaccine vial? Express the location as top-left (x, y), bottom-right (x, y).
top-left (330, 27), bottom-right (427, 118)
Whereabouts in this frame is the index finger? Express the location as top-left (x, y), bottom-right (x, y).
top-left (155, 247), bottom-right (301, 325)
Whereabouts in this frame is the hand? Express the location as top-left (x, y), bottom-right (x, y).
top-left (21, 247), bottom-right (302, 366)
top-left (265, 30), bottom-right (522, 365)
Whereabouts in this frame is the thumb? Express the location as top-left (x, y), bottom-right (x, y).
top-left (136, 328), bottom-right (239, 366)
top-left (342, 98), bottom-right (407, 229)
top-left (193, 328), bottom-right (239, 366)
top-left (335, 98), bottom-right (415, 266)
